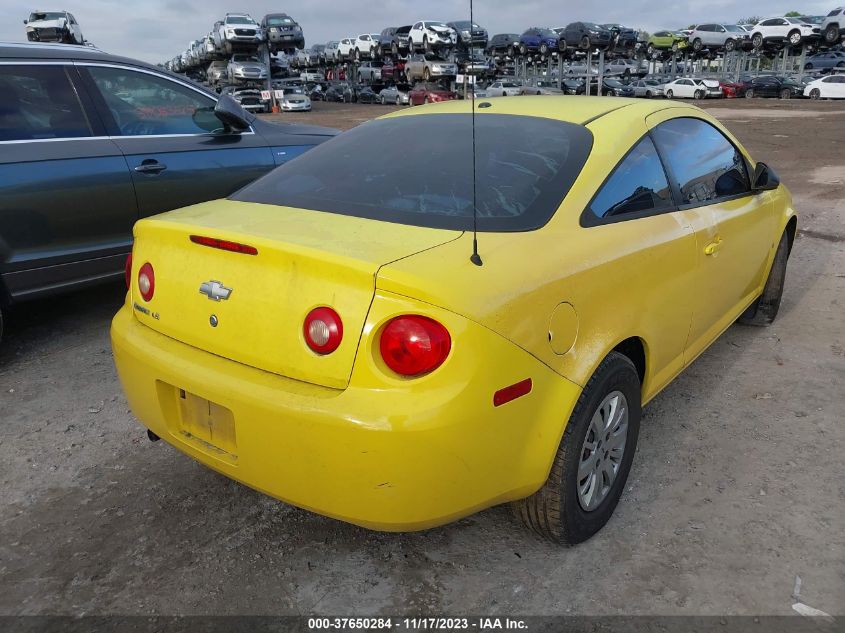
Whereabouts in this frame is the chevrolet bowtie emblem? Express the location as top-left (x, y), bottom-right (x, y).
top-left (199, 280), bottom-right (233, 301)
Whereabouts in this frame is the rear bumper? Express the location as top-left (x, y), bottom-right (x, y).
top-left (111, 294), bottom-right (582, 531)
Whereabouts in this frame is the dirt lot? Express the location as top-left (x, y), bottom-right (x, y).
top-left (1, 98), bottom-right (843, 617)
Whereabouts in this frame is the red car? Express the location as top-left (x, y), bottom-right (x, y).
top-left (381, 60), bottom-right (406, 82)
top-left (720, 80), bottom-right (748, 98)
top-left (408, 82), bottom-right (458, 105)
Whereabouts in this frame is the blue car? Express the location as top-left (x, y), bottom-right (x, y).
top-left (804, 50), bottom-right (845, 70)
top-left (518, 27), bottom-right (559, 55)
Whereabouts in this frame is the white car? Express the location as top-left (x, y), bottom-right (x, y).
top-left (300, 69), bottom-right (323, 83)
top-left (803, 74), bottom-right (845, 99)
top-left (750, 17), bottom-right (819, 48)
top-left (485, 80), bottom-right (523, 97)
top-left (336, 38), bottom-right (356, 61)
top-left (279, 88), bottom-right (312, 111)
top-left (353, 34), bottom-right (381, 60)
top-left (24, 10), bottom-right (83, 44)
top-left (408, 21), bottom-right (457, 52)
top-left (217, 13), bottom-right (264, 53)
top-left (663, 78), bottom-right (722, 99)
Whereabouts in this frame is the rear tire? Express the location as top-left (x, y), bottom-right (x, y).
top-left (824, 25), bottom-right (840, 44)
top-left (745, 88), bottom-right (755, 98)
top-left (512, 352), bottom-right (641, 544)
top-left (780, 88), bottom-right (791, 99)
top-left (739, 232), bottom-right (789, 326)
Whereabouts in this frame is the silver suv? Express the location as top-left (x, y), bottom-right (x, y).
top-left (823, 7), bottom-right (844, 44)
top-left (688, 23), bottom-right (750, 52)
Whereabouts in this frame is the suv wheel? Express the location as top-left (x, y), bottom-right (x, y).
top-left (580, 35), bottom-right (590, 50)
top-left (752, 33), bottom-right (763, 48)
top-left (519, 43), bottom-right (527, 56)
top-left (824, 24), bottom-right (841, 44)
top-left (423, 67), bottom-right (431, 81)
top-left (423, 35), bottom-right (431, 53)
top-left (724, 38), bottom-right (736, 52)
top-left (507, 44), bottom-right (516, 57)
top-left (787, 30), bottom-right (802, 46)
top-left (540, 42), bottom-right (549, 55)
top-left (692, 38), bottom-right (702, 51)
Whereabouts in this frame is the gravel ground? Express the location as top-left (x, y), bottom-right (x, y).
top-left (1, 98), bottom-right (843, 617)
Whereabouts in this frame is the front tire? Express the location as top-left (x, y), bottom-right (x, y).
top-left (666, 88), bottom-right (674, 99)
top-left (512, 352), bottom-right (642, 544)
top-left (809, 88), bottom-right (821, 100)
top-left (739, 231), bottom-right (790, 326)
top-left (725, 38), bottom-right (735, 52)
top-left (692, 38), bottom-right (702, 52)
top-left (787, 30), bottom-right (802, 46)
top-left (824, 24), bottom-right (840, 44)
top-left (780, 88), bottom-right (791, 99)
top-left (745, 88), bottom-right (755, 98)
top-left (694, 89), bottom-right (705, 100)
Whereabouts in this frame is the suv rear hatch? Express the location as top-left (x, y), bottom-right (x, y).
top-left (130, 200), bottom-right (459, 390)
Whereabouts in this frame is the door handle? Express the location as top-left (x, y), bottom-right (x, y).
top-left (704, 237), bottom-right (723, 256)
top-left (134, 160), bottom-right (167, 174)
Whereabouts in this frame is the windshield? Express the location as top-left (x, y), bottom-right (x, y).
top-left (29, 12), bottom-right (65, 20)
top-left (605, 79), bottom-right (623, 87)
top-left (425, 22), bottom-right (448, 28)
top-left (725, 25), bottom-right (744, 32)
top-left (232, 55), bottom-right (259, 62)
top-left (283, 88), bottom-right (304, 95)
top-left (267, 16), bottom-right (294, 26)
top-left (232, 114), bottom-right (593, 232)
top-left (226, 16), bottom-right (255, 25)
top-left (786, 18), bottom-right (805, 24)
top-left (539, 29), bottom-right (557, 37)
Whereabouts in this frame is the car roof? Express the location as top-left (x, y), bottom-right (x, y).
top-left (380, 95), bottom-right (696, 126)
top-left (1, 41), bottom-right (155, 68)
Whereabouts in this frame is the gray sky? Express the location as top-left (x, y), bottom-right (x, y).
top-left (1, 0), bottom-right (835, 64)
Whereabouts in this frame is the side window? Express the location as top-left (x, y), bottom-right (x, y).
top-left (0, 65), bottom-right (90, 142)
top-left (86, 66), bottom-right (217, 136)
top-left (652, 118), bottom-right (750, 204)
top-left (587, 137), bottom-right (673, 220)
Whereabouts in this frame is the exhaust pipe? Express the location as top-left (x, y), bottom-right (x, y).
top-left (147, 429), bottom-right (161, 442)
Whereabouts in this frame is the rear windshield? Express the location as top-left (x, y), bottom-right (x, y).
top-left (232, 114), bottom-right (593, 232)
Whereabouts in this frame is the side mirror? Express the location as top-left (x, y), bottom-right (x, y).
top-left (213, 95), bottom-right (254, 133)
top-left (23, 19), bottom-right (28, 24)
top-left (752, 162), bottom-right (780, 191)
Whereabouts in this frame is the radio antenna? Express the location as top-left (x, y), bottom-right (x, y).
top-left (469, 0), bottom-right (483, 266)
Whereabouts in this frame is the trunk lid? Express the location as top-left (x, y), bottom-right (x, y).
top-left (131, 200), bottom-right (460, 389)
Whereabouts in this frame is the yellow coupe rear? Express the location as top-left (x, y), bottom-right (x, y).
top-left (112, 97), bottom-right (796, 543)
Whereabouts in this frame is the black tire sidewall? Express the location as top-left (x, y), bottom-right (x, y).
top-left (558, 353), bottom-right (642, 543)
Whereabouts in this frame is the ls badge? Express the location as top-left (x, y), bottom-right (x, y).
top-left (199, 280), bottom-right (233, 302)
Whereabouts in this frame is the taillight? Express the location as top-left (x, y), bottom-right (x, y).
top-left (138, 262), bottom-right (155, 302)
top-left (380, 315), bottom-right (451, 377)
top-left (124, 253), bottom-right (133, 289)
top-left (304, 307), bottom-right (343, 354)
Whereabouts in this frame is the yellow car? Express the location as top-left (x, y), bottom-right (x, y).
top-left (112, 97), bottom-right (796, 544)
